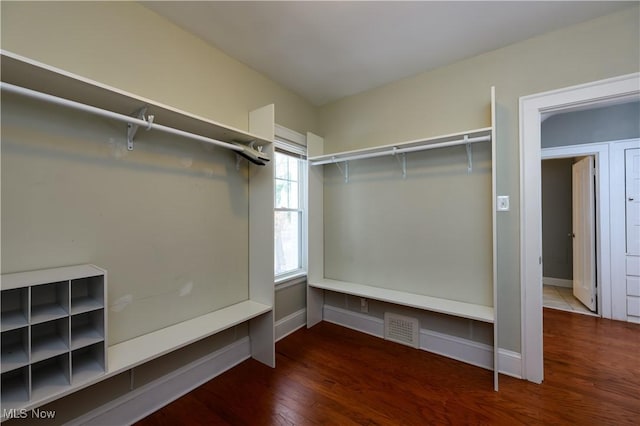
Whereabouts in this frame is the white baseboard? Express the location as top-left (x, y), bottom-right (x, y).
top-left (275, 308), bottom-right (307, 342)
top-left (543, 277), bottom-right (573, 288)
top-left (69, 337), bottom-right (251, 425)
top-left (323, 305), bottom-right (522, 379)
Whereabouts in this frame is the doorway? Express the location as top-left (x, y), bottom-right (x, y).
top-left (541, 156), bottom-right (599, 316)
top-left (519, 73), bottom-right (639, 384)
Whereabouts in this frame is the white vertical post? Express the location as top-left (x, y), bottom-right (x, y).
top-left (307, 132), bottom-right (325, 327)
top-left (248, 104), bottom-right (275, 367)
top-left (491, 86), bottom-right (499, 391)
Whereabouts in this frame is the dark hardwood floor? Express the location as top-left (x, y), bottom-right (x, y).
top-left (138, 308), bottom-right (640, 425)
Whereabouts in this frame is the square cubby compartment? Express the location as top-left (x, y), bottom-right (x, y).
top-left (71, 276), bottom-right (104, 315)
top-left (72, 342), bottom-right (105, 385)
top-left (1, 366), bottom-right (30, 407)
top-left (31, 281), bottom-right (69, 324)
top-left (71, 310), bottom-right (104, 350)
top-left (31, 318), bottom-right (69, 363)
top-left (31, 354), bottom-right (70, 401)
top-left (1, 327), bottom-right (29, 373)
top-left (1, 288), bottom-right (29, 332)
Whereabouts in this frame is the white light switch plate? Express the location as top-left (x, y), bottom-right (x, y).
top-left (497, 195), bottom-right (510, 211)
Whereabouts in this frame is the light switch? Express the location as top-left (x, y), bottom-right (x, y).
top-left (497, 195), bottom-right (510, 211)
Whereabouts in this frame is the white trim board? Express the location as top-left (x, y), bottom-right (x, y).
top-left (275, 308), bottom-right (307, 342)
top-left (519, 72), bottom-right (640, 384)
top-left (322, 305), bottom-right (522, 379)
top-left (68, 338), bottom-right (251, 426)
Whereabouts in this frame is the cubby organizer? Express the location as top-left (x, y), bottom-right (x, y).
top-left (0, 264), bottom-right (107, 411)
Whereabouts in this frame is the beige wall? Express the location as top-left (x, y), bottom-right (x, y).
top-left (1, 1), bottom-right (318, 344)
top-left (2, 0), bottom-right (638, 363)
top-left (319, 6), bottom-right (639, 351)
top-left (0, 1), bottom-right (318, 135)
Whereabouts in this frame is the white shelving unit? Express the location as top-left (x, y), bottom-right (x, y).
top-left (309, 279), bottom-right (494, 323)
top-left (0, 50), bottom-right (272, 150)
top-left (307, 87), bottom-right (498, 390)
top-left (1, 264), bottom-right (107, 411)
top-left (1, 51), bottom-right (276, 414)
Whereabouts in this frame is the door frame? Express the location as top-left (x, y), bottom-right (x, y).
top-left (542, 145), bottom-right (609, 317)
top-left (519, 73), bottom-right (639, 384)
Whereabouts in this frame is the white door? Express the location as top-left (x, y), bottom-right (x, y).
top-left (572, 156), bottom-right (596, 311)
top-left (626, 148), bottom-right (640, 255)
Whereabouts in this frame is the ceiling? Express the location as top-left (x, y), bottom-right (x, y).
top-left (143, 1), bottom-right (633, 106)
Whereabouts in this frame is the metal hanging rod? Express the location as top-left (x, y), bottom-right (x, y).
top-left (1, 82), bottom-right (269, 164)
top-left (310, 134), bottom-right (490, 166)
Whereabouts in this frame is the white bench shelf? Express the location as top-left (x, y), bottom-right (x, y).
top-left (108, 300), bottom-right (271, 374)
top-left (1, 297), bottom-right (271, 413)
top-left (309, 279), bottom-right (494, 323)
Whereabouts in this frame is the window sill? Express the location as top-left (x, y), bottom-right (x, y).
top-left (275, 272), bottom-right (307, 289)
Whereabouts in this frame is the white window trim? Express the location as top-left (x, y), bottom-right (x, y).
top-left (274, 125), bottom-right (308, 283)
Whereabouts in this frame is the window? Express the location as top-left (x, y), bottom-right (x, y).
top-left (274, 127), bottom-right (307, 281)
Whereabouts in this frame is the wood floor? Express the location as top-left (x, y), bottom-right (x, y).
top-left (138, 308), bottom-right (640, 425)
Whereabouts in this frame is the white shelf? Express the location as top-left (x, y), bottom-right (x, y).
top-left (1, 264), bottom-right (103, 290)
top-left (1, 310), bottom-right (28, 332)
top-left (309, 127), bottom-right (492, 165)
top-left (31, 357), bottom-right (70, 402)
top-left (30, 303), bottom-right (68, 324)
top-left (70, 276), bottom-right (104, 316)
top-left (1, 368), bottom-right (29, 407)
top-left (0, 50), bottom-right (272, 149)
top-left (1, 344), bottom-right (29, 373)
top-left (71, 325), bottom-right (103, 351)
top-left (1, 287), bottom-right (29, 332)
top-left (72, 356), bottom-right (104, 386)
top-left (31, 334), bottom-right (69, 364)
top-left (108, 300), bottom-right (271, 374)
top-left (310, 279), bottom-right (494, 323)
top-left (72, 345), bottom-right (105, 386)
top-left (70, 297), bottom-right (103, 315)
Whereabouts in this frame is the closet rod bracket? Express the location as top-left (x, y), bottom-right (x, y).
top-left (127, 106), bottom-right (149, 151)
top-left (465, 135), bottom-right (473, 174)
top-left (392, 147), bottom-right (407, 179)
top-left (334, 158), bottom-right (349, 183)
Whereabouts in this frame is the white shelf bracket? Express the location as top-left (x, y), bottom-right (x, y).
top-left (392, 147), bottom-right (407, 179)
top-left (126, 106), bottom-right (149, 151)
top-left (465, 135), bottom-right (473, 174)
top-left (334, 158), bottom-right (349, 183)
